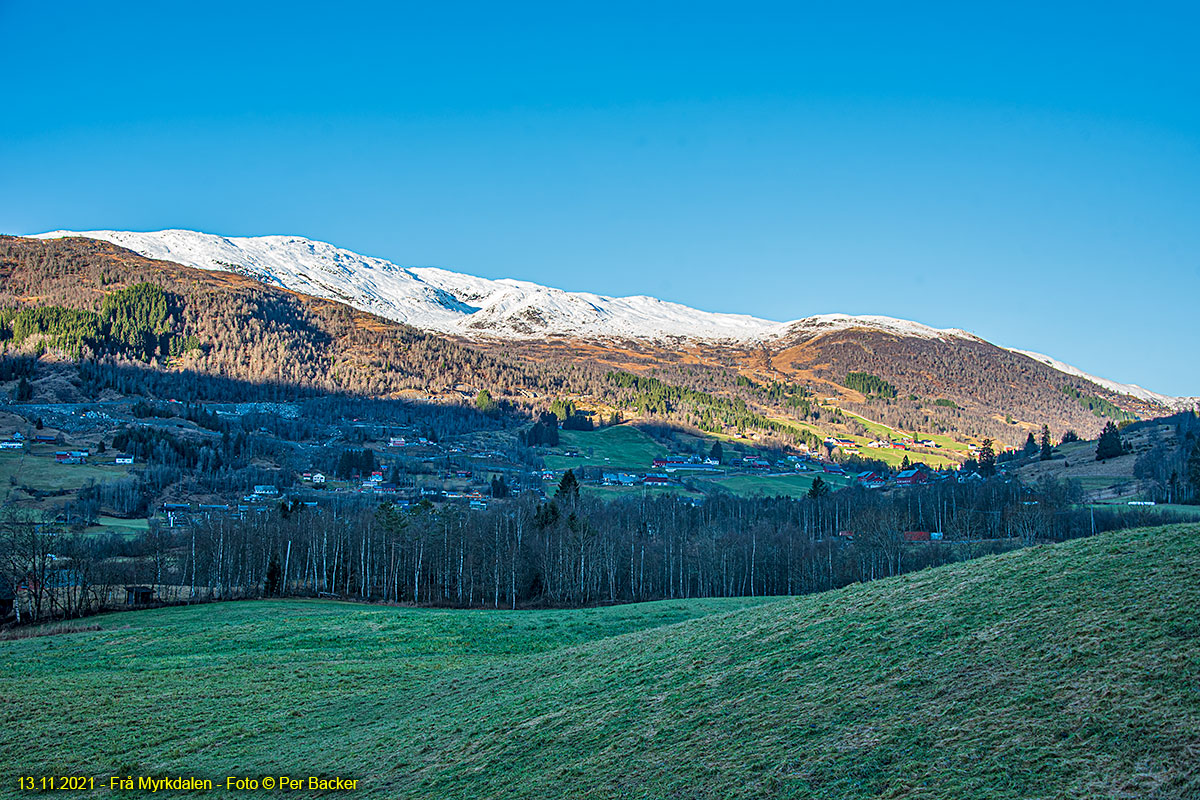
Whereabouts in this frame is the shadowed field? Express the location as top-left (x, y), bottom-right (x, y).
top-left (1, 525), bottom-right (1197, 799)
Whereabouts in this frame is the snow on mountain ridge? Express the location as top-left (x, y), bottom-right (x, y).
top-left (31, 229), bottom-right (782, 341)
top-left (1008, 349), bottom-right (1199, 411)
top-left (27, 228), bottom-right (1192, 407)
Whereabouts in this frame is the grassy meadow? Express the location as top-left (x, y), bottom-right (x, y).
top-left (543, 424), bottom-right (668, 471)
top-left (1, 525), bottom-right (1197, 799)
top-left (0, 449), bottom-right (131, 501)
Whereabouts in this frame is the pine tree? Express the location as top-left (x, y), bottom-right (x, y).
top-left (1039, 425), bottom-right (1054, 461)
top-left (1023, 431), bottom-right (1038, 457)
top-left (556, 469), bottom-right (580, 502)
top-left (806, 476), bottom-right (829, 499)
top-left (474, 389), bottom-right (496, 413)
top-left (979, 439), bottom-right (996, 477)
top-left (710, 440), bottom-right (723, 464)
top-left (1095, 421), bottom-right (1124, 461)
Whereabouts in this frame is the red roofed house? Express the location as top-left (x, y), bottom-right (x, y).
top-left (856, 471), bottom-right (886, 488)
top-left (896, 468), bottom-right (930, 486)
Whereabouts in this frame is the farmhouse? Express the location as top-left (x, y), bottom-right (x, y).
top-left (602, 472), bottom-right (640, 486)
top-left (896, 468), bottom-right (930, 486)
top-left (856, 471), bottom-right (887, 488)
top-left (0, 441), bottom-right (22, 450)
top-left (311, 472), bottom-right (326, 484)
top-left (652, 457), bottom-right (688, 468)
top-left (643, 474), bottom-right (671, 485)
top-left (115, 454), bottom-right (134, 465)
top-left (253, 485), bottom-right (279, 496)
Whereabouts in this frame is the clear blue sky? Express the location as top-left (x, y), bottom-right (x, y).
top-left (2, 2), bottom-right (1197, 395)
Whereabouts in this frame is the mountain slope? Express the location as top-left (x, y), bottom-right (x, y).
top-left (2, 234), bottom-right (1185, 443)
top-left (31, 229), bottom-right (784, 341)
top-left (0, 235), bottom-right (551, 405)
top-left (1009, 347), bottom-right (1200, 411)
top-left (2, 524), bottom-right (1196, 799)
top-left (30, 229), bottom-right (1193, 418)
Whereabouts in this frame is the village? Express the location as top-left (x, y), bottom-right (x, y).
top-left (0, 390), bottom-right (1181, 554)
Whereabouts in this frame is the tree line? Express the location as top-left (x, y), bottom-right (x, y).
top-left (7, 469), bottom-right (1198, 623)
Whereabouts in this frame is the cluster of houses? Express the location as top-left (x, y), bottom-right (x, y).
top-left (1, 431), bottom-right (137, 465)
top-left (55, 449), bottom-right (91, 465)
top-left (854, 464), bottom-right (984, 490)
top-left (651, 456), bottom-right (720, 471)
top-left (861, 436), bottom-right (947, 451)
top-left (602, 471), bottom-right (673, 487)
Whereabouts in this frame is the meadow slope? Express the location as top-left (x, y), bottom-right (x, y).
top-left (1, 525), bottom-right (1197, 799)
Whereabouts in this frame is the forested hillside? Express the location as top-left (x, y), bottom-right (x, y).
top-left (0, 236), bottom-right (550, 401)
top-left (0, 235), bottom-right (1172, 449)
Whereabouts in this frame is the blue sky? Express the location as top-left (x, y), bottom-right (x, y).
top-left (2, 2), bottom-right (1197, 395)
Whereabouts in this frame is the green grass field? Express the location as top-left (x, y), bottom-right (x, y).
top-left (766, 413), bottom-right (961, 469)
top-left (543, 424), bottom-right (669, 471)
top-left (1088, 503), bottom-right (1200, 518)
top-left (0, 451), bottom-right (130, 493)
top-left (2, 525), bottom-right (1197, 799)
top-left (0, 451), bottom-right (132, 507)
top-left (83, 516), bottom-right (151, 538)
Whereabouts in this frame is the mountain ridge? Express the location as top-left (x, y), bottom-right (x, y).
top-left (30, 230), bottom-right (982, 345)
top-left (27, 228), bottom-right (1195, 410)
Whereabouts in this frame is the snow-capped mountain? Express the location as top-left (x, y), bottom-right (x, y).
top-left (28, 228), bottom-right (1194, 409)
top-left (1007, 349), bottom-right (1200, 412)
top-left (774, 314), bottom-right (979, 343)
top-left (27, 229), bottom-right (988, 344)
top-left (31, 229), bottom-right (782, 341)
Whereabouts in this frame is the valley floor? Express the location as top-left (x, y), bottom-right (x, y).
top-left (1, 525), bottom-right (1197, 799)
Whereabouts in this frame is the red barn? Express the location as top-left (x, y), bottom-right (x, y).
top-left (903, 530), bottom-right (932, 542)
